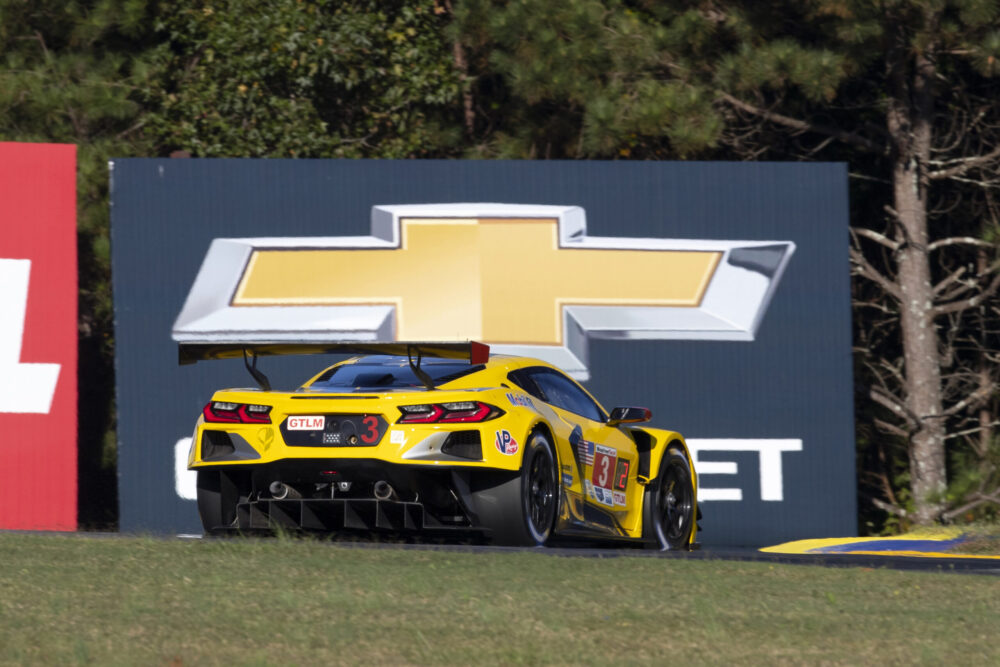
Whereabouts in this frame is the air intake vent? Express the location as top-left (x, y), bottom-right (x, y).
top-left (201, 430), bottom-right (236, 460)
top-left (441, 431), bottom-right (482, 460)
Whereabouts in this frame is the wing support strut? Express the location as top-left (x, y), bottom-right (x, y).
top-left (243, 349), bottom-right (272, 391)
top-left (407, 344), bottom-right (436, 391)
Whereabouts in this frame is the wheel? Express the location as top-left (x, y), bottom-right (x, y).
top-left (643, 448), bottom-right (695, 550)
top-left (196, 470), bottom-right (225, 534)
top-left (471, 431), bottom-right (559, 546)
top-left (196, 469), bottom-right (248, 534)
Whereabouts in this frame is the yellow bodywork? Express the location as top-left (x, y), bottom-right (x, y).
top-left (189, 354), bottom-right (697, 544)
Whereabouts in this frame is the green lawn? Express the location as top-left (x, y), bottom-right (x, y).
top-left (0, 533), bottom-right (997, 665)
top-left (949, 524), bottom-right (1000, 555)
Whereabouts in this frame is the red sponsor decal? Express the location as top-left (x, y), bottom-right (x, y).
top-left (0, 143), bottom-right (77, 530)
top-left (494, 429), bottom-right (519, 455)
top-left (288, 416), bottom-right (325, 430)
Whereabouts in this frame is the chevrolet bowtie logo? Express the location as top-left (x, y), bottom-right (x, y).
top-left (173, 204), bottom-right (794, 378)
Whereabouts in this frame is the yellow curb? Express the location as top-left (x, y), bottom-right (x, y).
top-left (761, 538), bottom-right (870, 554)
top-left (761, 531), bottom-right (970, 555)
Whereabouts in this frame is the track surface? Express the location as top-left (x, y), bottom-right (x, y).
top-left (306, 540), bottom-right (1000, 576)
top-left (12, 531), bottom-right (999, 576)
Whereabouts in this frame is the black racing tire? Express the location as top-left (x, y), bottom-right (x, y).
top-left (196, 470), bottom-right (225, 534)
top-left (642, 447), bottom-right (696, 550)
top-left (196, 470), bottom-right (248, 535)
top-left (472, 431), bottom-right (559, 546)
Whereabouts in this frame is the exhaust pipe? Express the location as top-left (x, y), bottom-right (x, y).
top-left (269, 481), bottom-right (301, 500)
top-left (373, 480), bottom-right (397, 501)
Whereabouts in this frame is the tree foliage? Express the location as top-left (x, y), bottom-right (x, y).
top-left (146, 0), bottom-right (463, 158)
top-left (452, 1), bottom-right (861, 158)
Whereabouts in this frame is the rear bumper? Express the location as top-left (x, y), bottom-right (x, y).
top-left (191, 419), bottom-right (521, 471)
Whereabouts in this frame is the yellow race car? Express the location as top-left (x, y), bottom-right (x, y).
top-left (181, 342), bottom-right (699, 549)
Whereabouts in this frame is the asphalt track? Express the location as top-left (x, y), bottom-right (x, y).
top-left (302, 540), bottom-right (1000, 576)
top-left (10, 531), bottom-right (999, 576)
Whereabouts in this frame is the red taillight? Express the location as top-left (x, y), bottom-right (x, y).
top-left (397, 401), bottom-right (503, 424)
top-left (439, 402), bottom-right (492, 423)
top-left (397, 404), bottom-right (444, 424)
top-left (238, 404), bottom-right (272, 423)
top-left (203, 401), bottom-right (272, 424)
top-left (203, 402), bottom-right (239, 423)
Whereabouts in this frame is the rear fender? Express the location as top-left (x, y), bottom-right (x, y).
top-left (527, 419), bottom-right (555, 449)
top-left (638, 429), bottom-right (698, 493)
top-left (639, 429), bottom-right (700, 543)
top-left (509, 418), bottom-right (558, 472)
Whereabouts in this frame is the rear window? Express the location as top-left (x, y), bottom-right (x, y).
top-left (308, 357), bottom-right (483, 391)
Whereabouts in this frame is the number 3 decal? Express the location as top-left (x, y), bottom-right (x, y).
top-left (597, 456), bottom-right (611, 487)
top-left (360, 415), bottom-right (380, 443)
top-left (592, 449), bottom-right (615, 489)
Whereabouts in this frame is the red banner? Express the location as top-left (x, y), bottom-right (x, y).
top-left (0, 143), bottom-right (77, 530)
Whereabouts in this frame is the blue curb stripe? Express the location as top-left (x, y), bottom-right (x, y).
top-left (809, 536), bottom-right (968, 554)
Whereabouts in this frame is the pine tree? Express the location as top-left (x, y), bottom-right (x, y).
top-left (146, 0), bottom-right (463, 158)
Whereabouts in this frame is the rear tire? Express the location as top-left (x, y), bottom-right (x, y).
top-left (643, 448), bottom-right (695, 550)
top-left (196, 470), bottom-right (248, 535)
top-left (472, 431), bottom-right (558, 546)
top-left (196, 470), bottom-right (225, 534)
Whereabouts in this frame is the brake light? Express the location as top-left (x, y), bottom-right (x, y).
top-left (397, 404), bottom-right (444, 423)
top-left (439, 401), bottom-right (492, 422)
top-left (203, 401), bottom-right (272, 424)
top-left (240, 404), bottom-right (272, 423)
top-left (397, 401), bottom-right (503, 424)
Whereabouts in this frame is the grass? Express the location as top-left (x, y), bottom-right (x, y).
top-left (0, 533), bottom-right (998, 665)
top-left (949, 523), bottom-right (1000, 555)
top-left (871, 523), bottom-right (1000, 556)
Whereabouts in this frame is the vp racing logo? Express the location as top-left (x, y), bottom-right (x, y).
top-left (494, 429), bottom-right (519, 456)
top-left (172, 204), bottom-right (795, 380)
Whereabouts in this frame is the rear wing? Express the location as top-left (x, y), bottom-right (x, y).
top-left (178, 340), bottom-right (490, 365)
top-left (177, 340), bottom-right (491, 391)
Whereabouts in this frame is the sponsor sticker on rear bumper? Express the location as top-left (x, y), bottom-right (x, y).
top-left (288, 416), bottom-right (324, 430)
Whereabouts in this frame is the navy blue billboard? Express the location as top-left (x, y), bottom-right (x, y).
top-left (110, 159), bottom-right (853, 545)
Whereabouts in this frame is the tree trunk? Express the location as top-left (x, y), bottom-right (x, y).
top-left (975, 250), bottom-right (994, 465)
top-left (886, 29), bottom-right (946, 524)
top-left (444, 0), bottom-right (475, 137)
